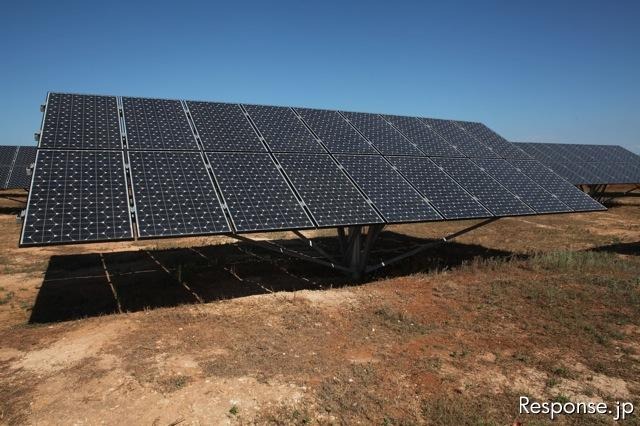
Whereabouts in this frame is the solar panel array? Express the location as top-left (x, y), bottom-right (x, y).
top-left (19, 92), bottom-right (605, 246)
top-left (0, 145), bottom-right (37, 189)
top-left (515, 142), bottom-right (640, 185)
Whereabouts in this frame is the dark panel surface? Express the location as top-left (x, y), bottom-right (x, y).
top-left (342, 111), bottom-right (422, 155)
top-left (187, 101), bottom-right (265, 152)
top-left (388, 156), bottom-right (491, 219)
top-left (422, 118), bottom-right (498, 158)
top-left (129, 151), bottom-right (230, 238)
top-left (296, 108), bottom-right (377, 154)
top-left (7, 146), bottom-right (37, 188)
top-left (432, 157), bottom-right (534, 216)
top-left (206, 152), bottom-right (314, 232)
top-left (123, 97), bottom-right (198, 150)
top-left (457, 121), bottom-right (530, 159)
top-left (0, 145), bottom-right (17, 165)
top-left (243, 104), bottom-right (322, 152)
top-left (382, 115), bottom-right (460, 157)
top-left (473, 159), bottom-right (571, 213)
top-left (40, 93), bottom-right (121, 150)
top-left (336, 155), bottom-right (442, 223)
top-left (275, 153), bottom-right (383, 227)
top-left (510, 160), bottom-right (605, 211)
top-left (21, 150), bottom-right (132, 245)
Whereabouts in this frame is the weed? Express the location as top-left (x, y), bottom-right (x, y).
top-left (374, 306), bottom-right (430, 334)
top-left (157, 375), bottom-right (189, 393)
top-left (0, 291), bottom-right (15, 305)
top-left (229, 405), bottom-right (238, 416)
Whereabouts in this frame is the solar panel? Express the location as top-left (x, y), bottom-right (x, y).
top-left (128, 151), bottom-right (230, 238)
top-left (20, 150), bottom-right (133, 246)
top-left (0, 145), bottom-right (17, 187)
top-left (421, 118), bottom-right (499, 158)
top-left (275, 153), bottom-right (383, 227)
top-left (296, 108), bottom-right (378, 154)
top-left (335, 154), bottom-right (442, 223)
top-left (509, 160), bottom-right (605, 211)
top-left (122, 97), bottom-right (199, 150)
top-left (456, 121), bottom-right (530, 159)
top-left (388, 156), bottom-right (491, 219)
top-left (7, 146), bottom-right (37, 188)
top-left (243, 104), bottom-right (323, 153)
top-left (40, 93), bottom-right (121, 150)
top-left (382, 115), bottom-right (461, 157)
top-left (206, 152), bottom-right (314, 232)
top-left (341, 111), bottom-right (423, 156)
top-left (431, 157), bottom-right (534, 216)
top-left (186, 101), bottom-right (265, 152)
top-left (473, 158), bottom-right (571, 213)
top-left (514, 142), bottom-right (640, 185)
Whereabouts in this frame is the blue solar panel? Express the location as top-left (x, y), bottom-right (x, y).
top-left (206, 152), bottom-right (314, 232)
top-left (456, 121), bottom-right (529, 159)
top-left (123, 97), bottom-right (199, 150)
top-left (509, 160), bottom-right (606, 211)
top-left (128, 151), bottom-right (230, 238)
top-left (276, 153), bottom-right (383, 227)
top-left (296, 108), bottom-right (377, 154)
top-left (186, 101), bottom-right (265, 152)
top-left (421, 118), bottom-right (498, 158)
top-left (244, 104), bottom-right (323, 153)
top-left (382, 115), bottom-right (461, 157)
top-left (21, 150), bottom-right (133, 246)
top-left (473, 159), bottom-right (571, 213)
top-left (431, 157), bottom-right (534, 216)
top-left (342, 112), bottom-right (422, 156)
top-left (40, 93), bottom-right (121, 150)
top-left (388, 156), bottom-right (491, 219)
top-left (7, 146), bottom-right (37, 189)
top-left (335, 154), bottom-right (442, 223)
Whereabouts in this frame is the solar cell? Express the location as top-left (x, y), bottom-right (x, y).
top-left (122, 97), bottom-right (199, 150)
top-left (7, 146), bottom-right (37, 188)
top-left (296, 108), bottom-right (377, 154)
top-left (128, 151), bottom-right (230, 238)
top-left (0, 145), bottom-right (17, 187)
top-left (275, 153), bottom-right (383, 227)
top-left (431, 157), bottom-right (534, 216)
top-left (335, 154), bottom-right (442, 223)
top-left (421, 118), bottom-right (498, 158)
top-left (341, 112), bottom-right (422, 155)
top-left (473, 159), bottom-right (571, 213)
top-left (243, 104), bottom-right (322, 153)
top-left (20, 150), bottom-right (133, 246)
top-left (381, 115), bottom-right (461, 157)
top-left (387, 156), bottom-right (491, 219)
top-left (509, 160), bottom-right (605, 211)
top-left (0, 166), bottom-right (11, 187)
top-left (40, 93), bottom-right (121, 150)
top-left (186, 101), bottom-right (265, 152)
top-left (456, 121), bottom-right (530, 159)
top-left (206, 152), bottom-right (314, 232)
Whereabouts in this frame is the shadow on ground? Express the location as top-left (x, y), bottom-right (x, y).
top-left (29, 231), bottom-right (515, 324)
top-left (591, 240), bottom-right (640, 256)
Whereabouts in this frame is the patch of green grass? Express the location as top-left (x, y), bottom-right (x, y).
top-left (229, 405), bottom-right (239, 416)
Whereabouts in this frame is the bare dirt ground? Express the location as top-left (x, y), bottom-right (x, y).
top-left (0, 188), bottom-right (639, 425)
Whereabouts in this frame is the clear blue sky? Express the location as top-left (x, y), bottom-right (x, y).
top-left (1, 0), bottom-right (638, 152)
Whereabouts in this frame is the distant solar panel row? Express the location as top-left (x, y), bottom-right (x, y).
top-left (0, 145), bottom-right (37, 189)
top-left (19, 93), bottom-right (605, 246)
top-left (515, 142), bottom-right (640, 185)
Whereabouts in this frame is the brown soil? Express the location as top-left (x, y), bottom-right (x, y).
top-left (0, 188), bottom-right (639, 425)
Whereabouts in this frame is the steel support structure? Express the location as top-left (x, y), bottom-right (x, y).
top-left (225, 218), bottom-right (498, 280)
